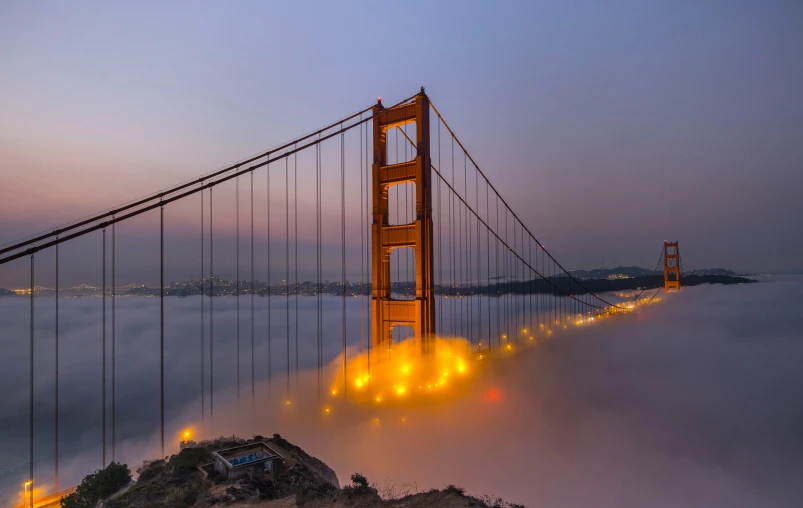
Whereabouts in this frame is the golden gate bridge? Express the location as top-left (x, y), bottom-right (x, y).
top-left (0, 88), bottom-right (680, 506)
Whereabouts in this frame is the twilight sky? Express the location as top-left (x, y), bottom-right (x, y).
top-left (1, 0), bottom-right (802, 287)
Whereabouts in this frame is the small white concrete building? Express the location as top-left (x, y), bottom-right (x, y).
top-left (212, 442), bottom-right (284, 480)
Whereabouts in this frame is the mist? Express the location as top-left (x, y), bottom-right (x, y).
top-left (1, 277), bottom-right (801, 507)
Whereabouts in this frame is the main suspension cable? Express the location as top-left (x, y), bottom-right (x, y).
top-left (1, 95), bottom-right (420, 266)
top-left (428, 102), bottom-right (626, 311)
top-left (0, 100), bottom-right (393, 258)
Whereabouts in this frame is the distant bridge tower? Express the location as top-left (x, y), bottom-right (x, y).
top-left (371, 89), bottom-right (435, 353)
top-left (664, 241), bottom-right (681, 292)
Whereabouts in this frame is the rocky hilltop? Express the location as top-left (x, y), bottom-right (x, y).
top-left (66, 434), bottom-right (523, 508)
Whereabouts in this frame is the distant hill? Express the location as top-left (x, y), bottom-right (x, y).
top-left (569, 266), bottom-right (749, 279)
top-left (0, 288), bottom-right (15, 296)
top-left (684, 268), bottom-right (743, 276)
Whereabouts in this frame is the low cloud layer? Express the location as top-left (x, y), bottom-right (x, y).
top-left (1, 278), bottom-right (802, 506)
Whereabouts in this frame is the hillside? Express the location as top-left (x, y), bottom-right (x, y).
top-left (67, 434), bottom-right (523, 508)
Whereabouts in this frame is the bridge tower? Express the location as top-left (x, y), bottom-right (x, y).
top-left (664, 241), bottom-right (681, 292)
top-left (371, 89), bottom-right (436, 353)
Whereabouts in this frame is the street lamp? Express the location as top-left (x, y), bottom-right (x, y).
top-left (23, 480), bottom-right (32, 507)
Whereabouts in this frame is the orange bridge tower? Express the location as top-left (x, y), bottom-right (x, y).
top-left (664, 241), bottom-right (681, 292)
top-left (371, 89), bottom-right (436, 353)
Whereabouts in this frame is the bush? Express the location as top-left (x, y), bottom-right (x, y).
top-left (171, 446), bottom-right (211, 472)
top-left (351, 472), bottom-right (369, 489)
top-left (164, 485), bottom-right (199, 507)
top-left (61, 462), bottom-right (132, 508)
top-left (445, 484), bottom-right (466, 495)
top-left (137, 460), bottom-right (165, 482)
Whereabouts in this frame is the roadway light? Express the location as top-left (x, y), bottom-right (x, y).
top-left (24, 480), bottom-right (32, 507)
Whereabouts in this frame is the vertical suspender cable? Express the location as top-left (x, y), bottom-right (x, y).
top-left (266, 164), bottom-right (271, 395)
top-left (458, 146), bottom-right (463, 338)
top-left (251, 171), bottom-right (255, 408)
top-left (548, 252), bottom-right (552, 329)
top-left (102, 227), bottom-right (106, 466)
top-left (294, 150), bottom-right (299, 389)
top-left (495, 195), bottom-right (500, 353)
top-left (505, 210), bottom-right (510, 343)
top-left (459, 151), bottom-right (464, 340)
top-left (486, 180), bottom-right (491, 348)
top-left (405, 123), bottom-right (409, 302)
top-left (437, 120), bottom-right (442, 334)
top-left (341, 125), bottom-right (347, 396)
top-left (528, 232), bottom-right (532, 335)
top-left (520, 223), bottom-right (524, 340)
top-left (200, 188), bottom-right (204, 420)
top-left (209, 189), bottom-right (214, 419)
top-left (550, 247), bottom-right (554, 330)
top-left (503, 207), bottom-right (507, 344)
top-left (285, 157), bottom-right (290, 398)
top-left (236, 175), bottom-right (240, 402)
top-left (536, 236), bottom-right (540, 332)
top-left (523, 225), bottom-right (527, 336)
top-left (365, 123), bottom-right (371, 377)
top-left (159, 205), bottom-right (164, 458)
top-left (111, 220), bottom-right (116, 460)
top-left (319, 136), bottom-right (324, 391)
top-left (461, 151), bottom-right (474, 344)
top-left (29, 252), bottom-right (34, 508)
top-left (476, 163), bottom-right (480, 350)
top-left (316, 142), bottom-right (321, 398)
top-left (360, 117), bottom-right (365, 357)
top-left (395, 128), bottom-right (399, 306)
top-left (55, 239), bottom-right (59, 489)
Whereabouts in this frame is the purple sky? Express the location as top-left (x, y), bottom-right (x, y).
top-left (1, 0), bottom-right (802, 287)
